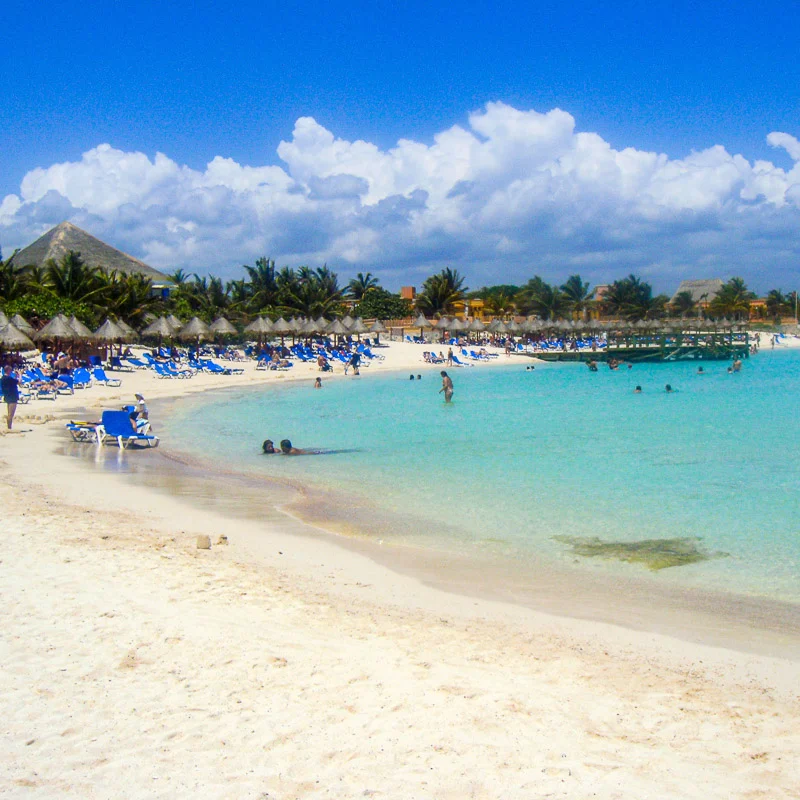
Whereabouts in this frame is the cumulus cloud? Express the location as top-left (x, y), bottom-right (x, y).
top-left (2, 102), bottom-right (800, 291)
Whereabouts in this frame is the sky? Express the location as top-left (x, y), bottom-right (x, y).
top-left (1, 0), bottom-right (799, 294)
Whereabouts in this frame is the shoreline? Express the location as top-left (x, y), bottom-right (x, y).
top-left (3, 341), bottom-right (800, 796)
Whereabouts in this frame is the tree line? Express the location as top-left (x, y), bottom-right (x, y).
top-left (0, 249), bottom-right (793, 328)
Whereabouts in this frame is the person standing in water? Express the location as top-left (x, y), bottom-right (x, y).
top-left (439, 370), bottom-right (454, 403)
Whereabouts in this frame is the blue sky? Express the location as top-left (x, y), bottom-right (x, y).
top-left (2, 0), bottom-right (799, 292)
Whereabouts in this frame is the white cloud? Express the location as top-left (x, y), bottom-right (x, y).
top-left (2, 102), bottom-right (800, 291)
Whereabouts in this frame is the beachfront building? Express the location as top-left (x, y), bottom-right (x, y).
top-left (669, 278), bottom-right (724, 313)
top-left (9, 221), bottom-right (174, 297)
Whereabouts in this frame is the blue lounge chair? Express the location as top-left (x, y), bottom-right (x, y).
top-left (98, 410), bottom-right (159, 448)
top-left (92, 367), bottom-right (122, 387)
top-left (72, 368), bottom-right (93, 388)
top-left (65, 420), bottom-right (102, 443)
top-left (109, 355), bottom-right (134, 371)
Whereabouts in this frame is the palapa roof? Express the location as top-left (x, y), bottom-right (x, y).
top-left (9, 222), bottom-right (173, 287)
top-left (670, 279), bottom-right (724, 304)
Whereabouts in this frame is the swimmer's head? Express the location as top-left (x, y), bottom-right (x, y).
top-left (410, 374), bottom-right (415, 380)
top-left (634, 385), bottom-right (642, 392)
top-left (262, 439), bottom-right (275, 454)
top-left (280, 439), bottom-right (292, 453)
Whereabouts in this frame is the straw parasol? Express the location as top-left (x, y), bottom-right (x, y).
top-left (469, 318), bottom-right (487, 333)
top-left (314, 316), bottom-right (329, 333)
top-left (327, 319), bottom-right (349, 335)
top-left (245, 316), bottom-right (273, 334)
top-left (0, 322), bottom-right (35, 351)
top-left (0, 310), bottom-right (8, 327)
top-left (301, 318), bottom-right (320, 334)
top-left (369, 319), bottom-right (387, 333)
top-left (271, 317), bottom-right (292, 334)
top-left (36, 314), bottom-right (77, 343)
top-left (94, 318), bottom-right (127, 342)
top-left (210, 316), bottom-right (238, 336)
top-left (341, 315), bottom-right (355, 329)
top-left (10, 314), bottom-right (35, 335)
top-left (166, 314), bottom-right (183, 332)
top-left (177, 317), bottom-right (211, 341)
top-left (350, 317), bottom-right (368, 334)
top-left (141, 316), bottom-right (174, 338)
top-left (68, 315), bottom-right (98, 341)
top-left (412, 313), bottom-right (431, 330)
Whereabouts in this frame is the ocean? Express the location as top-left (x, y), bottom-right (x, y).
top-left (163, 348), bottom-right (800, 607)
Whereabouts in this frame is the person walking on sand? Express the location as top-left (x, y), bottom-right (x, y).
top-left (439, 370), bottom-right (454, 403)
top-left (2, 365), bottom-right (20, 430)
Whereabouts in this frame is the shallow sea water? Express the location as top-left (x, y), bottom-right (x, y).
top-left (164, 349), bottom-right (800, 605)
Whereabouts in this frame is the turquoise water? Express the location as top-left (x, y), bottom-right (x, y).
top-left (165, 351), bottom-right (800, 604)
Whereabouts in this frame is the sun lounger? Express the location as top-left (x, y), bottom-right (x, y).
top-left (72, 368), bottom-right (93, 388)
top-left (109, 355), bottom-right (134, 372)
top-left (98, 410), bottom-right (159, 449)
top-left (65, 420), bottom-right (102, 443)
top-left (92, 367), bottom-right (122, 387)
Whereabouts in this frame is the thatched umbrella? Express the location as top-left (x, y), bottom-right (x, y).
top-left (314, 317), bottom-right (329, 333)
top-left (94, 318), bottom-right (127, 342)
top-left (141, 316), bottom-right (176, 352)
top-left (369, 319), bottom-right (387, 343)
top-left (301, 318), bottom-right (320, 335)
top-left (177, 317), bottom-right (211, 342)
top-left (36, 314), bottom-right (77, 343)
top-left (210, 316), bottom-right (238, 336)
top-left (341, 315), bottom-right (355, 329)
top-left (469, 318), bottom-right (487, 333)
top-left (68, 315), bottom-right (98, 341)
top-left (141, 316), bottom-right (174, 338)
top-left (0, 322), bottom-right (35, 351)
top-left (271, 317), bottom-right (292, 345)
top-left (115, 319), bottom-right (138, 341)
top-left (350, 318), bottom-right (368, 334)
top-left (10, 314), bottom-right (35, 336)
top-left (0, 310), bottom-right (9, 327)
top-left (166, 314), bottom-right (183, 332)
top-left (244, 316), bottom-right (273, 348)
top-left (327, 319), bottom-right (349, 343)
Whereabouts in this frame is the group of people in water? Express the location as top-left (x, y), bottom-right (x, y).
top-left (262, 438), bottom-right (308, 455)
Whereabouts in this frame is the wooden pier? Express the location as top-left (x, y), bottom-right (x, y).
top-left (532, 328), bottom-right (751, 363)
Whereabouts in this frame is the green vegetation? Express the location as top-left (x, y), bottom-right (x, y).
top-left (554, 535), bottom-right (727, 571)
top-left (0, 246), bottom-right (785, 327)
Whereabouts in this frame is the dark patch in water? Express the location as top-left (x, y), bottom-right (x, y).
top-left (553, 535), bottom-right (728, 571)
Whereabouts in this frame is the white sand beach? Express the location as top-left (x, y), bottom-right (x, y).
top-left (2, 341), bottom-right (799, 799)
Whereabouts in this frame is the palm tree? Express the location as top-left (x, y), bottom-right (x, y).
top-left (482, 289), bottom-right (517, 318)
top-left (168, 268), bottom-right (189, 286)
top-left (280, 266), bottom-right (344, 317)
top-left (44, 251), bottom-right (106, 305)
top-left (347, 272), bottom-right (380, 301)
top-left (601, 274), bottom-right (666, 321)
top-left (560, 274), bottom-right (593, 319)
top-left (0, 254), bottom-right (28, 302)
top-left (526, 282), bottom-right (569, 321)
top-left (669, 290), bottom-right (698, 318)
top-left (765, 289), bottom-right (790, 321)
top-left (516, 277), bottom-right (568, 320)
top-left (708, 278), bottom-right (756, 320)
top-left (416, 268), bottom-right (467, 316)
top-left (242, 257), bottom-right (280, 313)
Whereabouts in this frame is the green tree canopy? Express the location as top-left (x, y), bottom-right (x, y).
top-left (416, 268), bottom-right (467, 316)
top-left (353, 287), bottom-right (411, 319)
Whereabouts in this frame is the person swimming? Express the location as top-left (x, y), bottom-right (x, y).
top-left (665, 384), bottom-right (674, 393)
top-left (262, 439), bottom-right (276, 454)
top-left (634, 385), bottom-right (642, 393)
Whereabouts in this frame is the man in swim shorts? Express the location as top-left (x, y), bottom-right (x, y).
top-left (439, 370), bottom-right (454, 403)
